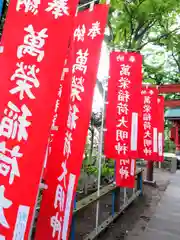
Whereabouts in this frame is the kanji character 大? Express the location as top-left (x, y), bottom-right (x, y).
top-left (120, 64), bottom-right (131, 76)
top-left (57, 160), bottom-right (67, 188)
top-left (67, 105), bottom-right (79, 130)
top-left (54, 184), bottom-right (65, 211)
top-left (51, 212), bottom-right (62, 238)
top-left (0, 185), bottom-right (12, 229)
top-left (71, 76), bottom-right (84, 102)
top-left (0, 141), bottom-right (22, 184)
top-left (0, 101), bottom-right (32, 142)
top-left (46, 0), bottom-right (69, 19)
top-left (16, 0), bottom-right (40, 15)
top-left (10, 62), bottom-right (40, 100)
top-left (74, 25), bottom-right (86, 42)
top-left (144, 130), bottom-right (151, 139)
top-left (17, 24), bottom-right (48, 62)
top-left (116, 116), bottom-right (128, 128)
top-left (88, 21), bottom-right (101, 39)
top-left (72, 49), bottom-right (89, 74)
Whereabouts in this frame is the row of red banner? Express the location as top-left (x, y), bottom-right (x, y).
top-left (0, 1), bottom-right (164, 239)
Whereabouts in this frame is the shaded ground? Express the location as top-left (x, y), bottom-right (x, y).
top-left (74, 168), bottom-right (171, 239)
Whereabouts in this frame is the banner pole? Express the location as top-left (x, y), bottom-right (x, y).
top-left (95, 84), bottom-right (106, 231)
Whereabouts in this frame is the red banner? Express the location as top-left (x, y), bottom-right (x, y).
top-left (116, 159), bottom-right (136, 188)
top-left (35, 4), bottom-right (109, 240)
top-left (104, 52), bottom-right (142, 159)
top-left (0, 0), bottom-right (78, 238)
top-left (157, 96), bottom-right (164, 162)
top-left (138, 87), bottom-right (158, 161)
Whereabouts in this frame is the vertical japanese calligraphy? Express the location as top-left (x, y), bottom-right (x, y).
top-left (35, 4), bottom-right (109, 240)
top-left (138, 87), bottom-right (158, 161)
top-left (0, 0), bottom-right (78, 238)
top-left (116, 159), bottom-right (136, 188)
top-left (157, 96), bottom-right (164, 162)
top-left (104, 52), bottom-right (142, 160)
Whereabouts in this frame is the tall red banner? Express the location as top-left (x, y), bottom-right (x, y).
top-left (157, 96), bottom-right (164, 162)
top-left (104, 52), bottom-right (142, 159)
top-left (116, 159), bottom-right (136, 188)
top-left (35, 4), bottom-right (109, 240)
top-left (0, 0), bottom-right (78, 239)
top-left (139, 87), bottom-right (158, 161)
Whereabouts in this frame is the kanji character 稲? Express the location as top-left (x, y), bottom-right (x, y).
top-left (71, 76), bottom-right (84, 102)
top-left (116, 55), bottom-right (124, 62)
top-left (115, 142), bottom-right (128, 155)
top-left (143, 113), bottom-right (151, 121)
top-left (0, 185), bottom-right (12, 229)
top-left (0, 101), bottom-right (32, 142)
top-left (10, 62), bottom-right (40, 100)
top-left (0, 142), bottom-right (22, 184)
top-left (144, 130), bottom-right (151, 139)
top-left (17, 24), bottom-right (48, 62)
top-left (119, 166), bottom-right (129, 179)
top-left (117, 102), bottom-right (129, 115)
top-left (54, 99), bottom-right (60, 113)
top-left (88, 21), bottom-right (101, 39)
top-left (74, 25), bottom-right (86, 42)
top-left (129, 56), bottom-right (135, 62)
top-left (144, 147), bottom-right (152, 156)
top-left (51, 212), bottom-right (62, 238)
top-left (118, 90), bottom-right (130, 103)
top-left (46, 0), bottom-right (69, 19)
top-left (72, 49), bottom-right (89, 74)
top-left (54, 184), bottom-right (65, 211)
top-left (118, 77), bottom-right (130, 89)
top-left (16, 0), bottom-right (40, 15)
top-left (63, 131), bottom-right (72, 158)
top-left (144, 96), bottom-right (151, 104)
top-left (116, 116), bottom-right (128, 128)
top-left (143, 104), bottom-right (151, 113)
top-left (67, 105), bottom-right (79, 130)
top-left (120, 159), bottom-right (130, 165)
top-left (57, 160), bottom-right (67, 188)
top-left (144, 139), bottom-right (152, 147)
top-left (143, 121), bottom-right (151, 130)
top-left (116, 130), bottom-right (128, 141)
top-left (120, 64), bottom-right (131, 76)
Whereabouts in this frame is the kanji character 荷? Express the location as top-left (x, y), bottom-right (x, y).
top-left (117, 102), bottom-right (129, 115)
top-left (17, 24), bottom-right (48, 62)
top-left (67, 105), bottom-right (79, 130)
top-left (58, 160), bottom-right (67, 188)
top-left (74, 25), bottom-right (86, 42)
top-left (116, 116), bottom-right (128, 128)
top-left (118, 90), bottom-right (130, 103)
top-left (63, 131), bottom-right (72, 158)
top-left (71, 76), bottom-right (84, 102)
top-left (120, 64), bottom-right (131, 76)
top-left (51, 212), bottom-right (62, 238)
top-left (88, 21), bottom-right (101, 39)
top-left (115, 142), bottom-right (128, 155)
top-left (118, 77), bottom-right (130, 89)
top-left (119, 166), bottom-right (129, 179)
top-left (72, 49), bottom-right (89, 74)
top-left (46, 0), bottom-right (69, 19)
top-left (143, 121), bottom-right (151, 130)
top-left (0, 185), bottom-right (12, 229)
top-left (10, 62), bottom-right (40, 100)
top-left (54, 184), bottom-right (65, 211)
top-left (0, 101), bottom-right (32, 142)
top-left (0, 142), bottom-right (22, 184)
top-left (16, 0), bottom-right (40, 15)
top-left (116, 130), bottom-right (128, 141)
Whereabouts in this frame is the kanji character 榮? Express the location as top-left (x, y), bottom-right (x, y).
top-left (71, 76), bottom-right (84, 102)
top-left (0, 101), bottom-right (32, 142)
top-left (118, 77), bottom-right (130, 90)
top-left (17, 24), bottom-right (48, 62)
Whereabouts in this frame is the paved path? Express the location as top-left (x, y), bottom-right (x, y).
top-left (135, 171), bottom-right (180, 240)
